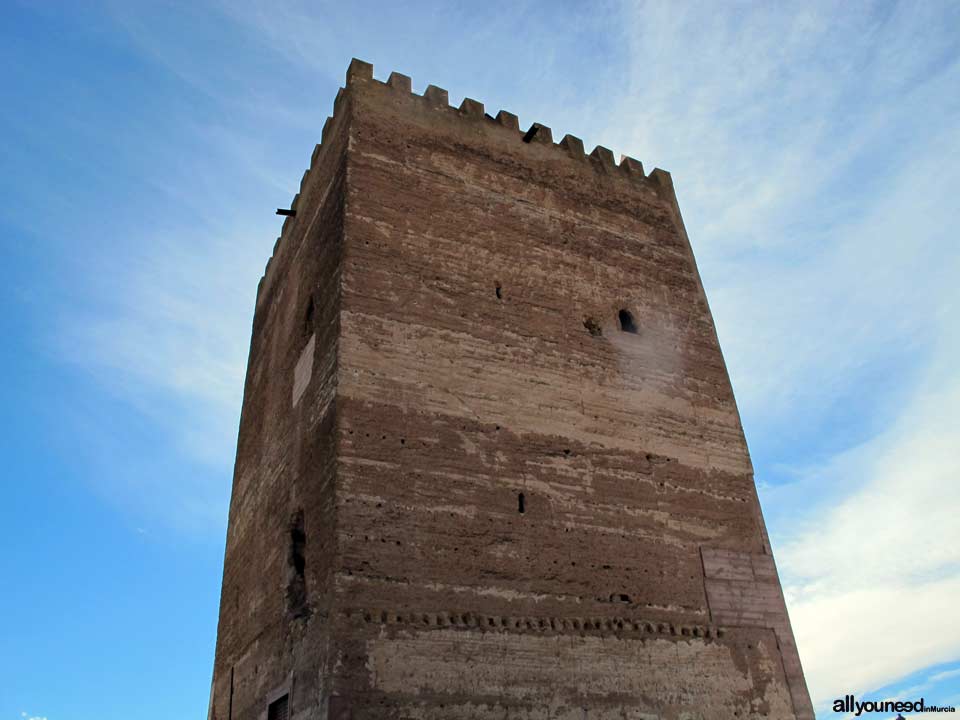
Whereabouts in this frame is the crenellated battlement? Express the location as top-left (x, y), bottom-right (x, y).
top-left (342, 58), bottom-right (673, 190)
top-left (258, 57), bottom-right (677, 305)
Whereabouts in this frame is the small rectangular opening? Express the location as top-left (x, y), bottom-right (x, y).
top-left (268, 694), bottom-right (289, 720)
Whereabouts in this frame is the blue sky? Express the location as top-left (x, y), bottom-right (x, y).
top-left (1, 2), bottom-right (958, 718)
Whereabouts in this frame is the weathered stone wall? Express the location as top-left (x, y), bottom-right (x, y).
top-left (210, 58), bottom-right (814, 720)
top-left (208, 86), bottom-right (350, 720)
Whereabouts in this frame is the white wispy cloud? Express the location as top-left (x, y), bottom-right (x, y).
top-left (929, 668), bottom-right (960, 685)
top-left (56, 212), bottom-right (271, 528)
top-left (607, 2), bottom-right (958, 424)
top-left (779, 351), bottom-right (960, 704)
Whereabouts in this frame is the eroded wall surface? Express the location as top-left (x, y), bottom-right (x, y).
top-left (210, 59), bottom-right (814, 720)
top-left (209, 92), bottom-right (349, 720)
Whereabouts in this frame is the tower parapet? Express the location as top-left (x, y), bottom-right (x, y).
top-left (258, 58), bottom-right (678, 308)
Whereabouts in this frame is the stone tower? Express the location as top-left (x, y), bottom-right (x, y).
top-left (209, 59), bottom-right (813, 720)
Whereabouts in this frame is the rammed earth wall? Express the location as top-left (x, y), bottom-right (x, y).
top-left (209, 58), bottom-right (814, 720)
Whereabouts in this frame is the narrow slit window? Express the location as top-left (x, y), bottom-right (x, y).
top-left (518, 492), bottom-right (525, 514)
top-left (618, 309), bottom-right (637, 333)
top-left (267, 694), bottom-right (289, 720)
top-left (290, 511), bottom-right (306, 578)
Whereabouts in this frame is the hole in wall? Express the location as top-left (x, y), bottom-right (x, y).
top-left (518, 492), bottom-right (525, 514)
top-left (618, 309), bottom-right (637, 333)
top-left (495, 282), bottom-right (502, 300)
top-left (304, 296), bottom-right (314, 334)
top-left (583, 317), bottom-right (602, 336)
top-left (286, 510), bottom-right (308, 616)
top-left (290, 512), bottom-right (306, 576)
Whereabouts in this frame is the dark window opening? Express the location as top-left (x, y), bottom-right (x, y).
top-left (290, 511), bottom-right (306, 576)
top-left (286, 510), bottom-right (307, 615)
top-left (611, 593), bottom-right (631, 603)
top-left (495, 282), bottom-right (503, 300)
top-left (518, 492), bottom-right (525, 514)
top-left (267, 694), bottom-right (289, 720)
top-left (618, 309), bottom-right (637, 333)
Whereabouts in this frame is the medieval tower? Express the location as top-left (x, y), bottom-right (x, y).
top-left (209, 59), bottom-right (814, 720)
